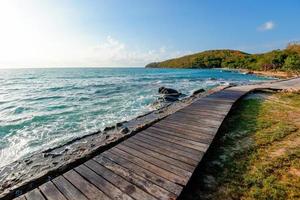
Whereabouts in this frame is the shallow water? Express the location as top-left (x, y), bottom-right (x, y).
top-left (0, 67), bottom-right (271, 167)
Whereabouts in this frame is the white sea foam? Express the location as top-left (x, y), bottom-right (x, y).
top-left (0, 68), bottom-right (272, 168)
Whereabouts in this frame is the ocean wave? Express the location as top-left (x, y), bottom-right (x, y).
top-left (0, 68), bottom-right (273, 168)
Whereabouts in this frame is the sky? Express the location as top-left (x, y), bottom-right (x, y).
top-left (0, 0), bottom-right (299, 68)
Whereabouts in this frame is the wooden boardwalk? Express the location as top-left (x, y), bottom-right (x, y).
top-left (11, 78), bottom-right (300, 200)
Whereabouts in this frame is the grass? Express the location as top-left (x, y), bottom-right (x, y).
top-left (180, 91), bottom-right (300, 200)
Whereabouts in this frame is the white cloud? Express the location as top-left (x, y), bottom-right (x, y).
top-left (80, 36), bottom-right (185, 67)
top-left (258, 21), bottom-right (275, 31)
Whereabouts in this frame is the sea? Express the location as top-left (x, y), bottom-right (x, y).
top-left (0, 67), bottom-right (272, 168)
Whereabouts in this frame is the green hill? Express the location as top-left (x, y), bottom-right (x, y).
top-left (146, 43), bottom-right (300, 71)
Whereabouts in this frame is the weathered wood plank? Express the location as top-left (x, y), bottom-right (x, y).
top-left (148, 126), bottom-right (213, 143)
top-left (116, 144), bottom-right (192, 180)
top-left (165, 115), bottom-right (222, 127)
top-left (93, 155), bottom-right (177, 200)
top-left (109, 147), bottom-right (187, 185)
top-left (74, 164), bottom-right (133, 200)
top-left (155, 120), bottom-right (219, 135)
top-left (25, 189), bottom-right (45, 200)
top-left (153, 122), bottom-right (216, 137)
top-left (134, 134), bottom-right (202, 159)
top-left (63, 170), bottom-right (110, 200)
top-left (144, 128), bottom-right (211, 149)
top-left (141, 130), bottom-right (209, 152)
top-left (84, 159), bottom-right (157, 200)
top-left (167, 112), bottom-right (225, 124)
top-left (123, 140), bottom-right (195, 172)
top-left (170, 111), bottom-right (226, 121)
top-left (13, 196), bottom-right (26, 200)
top-left (128, 137), bottom-right (199, 166)
top-left (146, 126), bottom-right (212, 145)
top-left (179, 106), bottom-right (228, 115)
top-left (39, 182), bottom-right (67, 200)
top-left (52, 176), bottom-right (88, 200)
top-left (101, 151), bottom-right (183, 195)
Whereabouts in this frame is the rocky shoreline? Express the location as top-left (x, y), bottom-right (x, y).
top-left (0, 84), bottom-right (230, 199)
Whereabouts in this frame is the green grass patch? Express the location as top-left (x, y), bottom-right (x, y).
top-left (180, 92), bottom-right (300, 200)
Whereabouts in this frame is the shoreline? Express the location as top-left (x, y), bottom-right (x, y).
top-left (223, 68), bottom-right (299, 79)
top-left (0, 84), bottom-right (230, 198)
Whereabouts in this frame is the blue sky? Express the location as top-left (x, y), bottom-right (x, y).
top-left (0, 0), bottom-right (299, 67)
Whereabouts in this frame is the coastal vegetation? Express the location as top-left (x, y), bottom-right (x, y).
top-left (180, 91), bottom-right (300, 200)
top-left (146, 43), bottom-right (300, 72)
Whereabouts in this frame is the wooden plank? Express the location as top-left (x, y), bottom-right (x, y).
top-left (145, 127), bottom-right (212, 148)
top-left (123, 140), bottom-right (194, 172)
top-left (167, 112), bottom-right (225, 125)
top-left (185, 102), bottom-right (232, 110)
top-left (25, 188), bottom-right (45, 200)
top-left (142, 129), bottom-right (209, 151)
top-left (101, 151), bottom-right (183, 195)
top-left (146, 126), bottom-right (213, 145)
top-left (93, 155), bottom-right (177, 200)
top-left (178, 109), bottom-right (227, 117)
top-left (150, 123), bottom-right (214, 140)
top-left (84, 159), bottom-right (157, 200)
top-left (186, 103), bottom-right (231, 110)
top-left (141, 130), bottom-right (208, 152)
top-left (134, 134), bottom-right (202, 159)
top-left (13, 196), bottom-right (26, 200)
top-left (192, 101), bottom-right (232, 108)
top-left (39, 182), bottom-right (67, 200)
top-left (128, 137), bottom-right (198, 166)
top-left (63, 170), bottom-right (110, 200)
top-left (170, 110), bottom-right (226, 121)
top-left (155, 120), bottom-right (218, 135)
top-left (52, 176), bottom-right (88, 200)
top-left (201, 97), bottom-right (236, 103)
top-left (148, 126), bottom-right (213, 143)
top-left (74, 164), bottom-right (133, 200)
top-left (109, 147), bottom-right (187, 185)
top-left (116, 144), bottom-right (192, 180)
top-left (158, 117), bottom-right (220, 130)
top-left (164, 116), bottom-right (222, 128)
top-left (164, 115), bottom-right (222, 127)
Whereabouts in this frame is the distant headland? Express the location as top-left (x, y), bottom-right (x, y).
top-left (146, 42), bottom-right (300, 73)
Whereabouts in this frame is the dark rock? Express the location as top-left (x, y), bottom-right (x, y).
top-left (158, 87), bottom-right (181, 97)
top-left (120, 127), bottom-right (129, 134)
top-left (193, 88), bottom-right (205, 95)
top-left (163, 95), bottom-right (179, 102)
top-left (103, 126), bottom-right (115, 131)
top-left (116, 122), bottom-right (123, 127)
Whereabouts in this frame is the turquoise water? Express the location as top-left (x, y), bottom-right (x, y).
top-left (0, 68), bottom-right (271, 167)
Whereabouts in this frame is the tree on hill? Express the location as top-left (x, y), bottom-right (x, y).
top-left (145, 43), bottom-right (300, 71)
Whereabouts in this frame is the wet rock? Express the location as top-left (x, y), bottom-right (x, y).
top-left (116, 122), bottom-right (123, 127)
top-left (158, 87), bottom-right (181, 97)
top-left (163, 95), bottom-right (179, 102)
top-left (103, 126), bottom-right (115, 131)
top-left (158, 86), bottom-right (186, 103)
top-left (120, 127), bottom-right (130, 134)
top-left (193, 88), bottom-right (205, 95)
